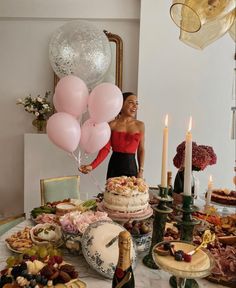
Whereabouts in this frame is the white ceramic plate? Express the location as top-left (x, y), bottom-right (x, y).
top-left (81, 220), bottom-right (136, 279)
top-left (5, 242), bottom-right (28, 254)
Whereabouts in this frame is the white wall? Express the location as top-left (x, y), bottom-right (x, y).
top-left (138, 0), bottom-right (235, 194)
top-left (0, 0), bottom-right (140, 217)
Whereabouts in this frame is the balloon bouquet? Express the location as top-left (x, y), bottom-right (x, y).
top-left (47, 20), bottom-right (123, 184)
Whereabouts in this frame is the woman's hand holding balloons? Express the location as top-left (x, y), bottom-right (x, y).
top-left (79, 165), bottom-right (93, 174)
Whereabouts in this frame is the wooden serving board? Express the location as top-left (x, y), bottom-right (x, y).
top-left (206, 275), bottom-right (236, 288)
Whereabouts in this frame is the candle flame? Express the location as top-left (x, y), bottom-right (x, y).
top-left (188, 116), bottom-right (192, 132)
top-left (165, 114), bottom-right (168, 127)
top-left (209, 175), bottom-right (213, 182)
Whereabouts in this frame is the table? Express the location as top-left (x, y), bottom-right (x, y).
top-left (0, 220), bottom-right (226, 288)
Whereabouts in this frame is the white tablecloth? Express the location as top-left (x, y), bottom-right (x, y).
top-left (0, 220), bottom-right (227, 288)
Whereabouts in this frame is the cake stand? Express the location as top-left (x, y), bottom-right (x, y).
top-left (152, 240), bottom-right (215, 288)
top-left (200, 193), bottom-right (236, 216)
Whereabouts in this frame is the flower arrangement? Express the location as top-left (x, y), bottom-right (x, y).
top-left (16, 91), bottom-right (52, 121)
top-left (173, 141), bottom-right (217, 171)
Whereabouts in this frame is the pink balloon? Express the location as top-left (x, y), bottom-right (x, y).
top-left (53, 93), bottom-right (62, 111)
top-left (88, 83), bottom-right (123, 123)
top-left (54, 75), bottom-right (89, 118)
top-left (80, 119), bottom-right (111, 154)
top-left (47, 112), bottom-right (81, 153)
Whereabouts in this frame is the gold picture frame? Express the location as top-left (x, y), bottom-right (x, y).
top-left (54, 30), bottom-right (123, 90)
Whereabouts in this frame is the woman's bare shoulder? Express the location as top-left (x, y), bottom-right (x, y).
top-left (109, 119), bottom-right (118, 129)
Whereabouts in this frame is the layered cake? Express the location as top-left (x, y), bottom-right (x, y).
top-left (102, 176), bottom-right (151, 218)
top-left (210, 189), bottom-right (236, 206)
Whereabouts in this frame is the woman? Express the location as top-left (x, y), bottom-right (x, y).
top-left (79, 92), bottom-right (145, 179)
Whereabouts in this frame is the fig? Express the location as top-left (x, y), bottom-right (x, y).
top-left (140, 224), bottom-right (150, 234)
top-left (131, 226), bottom-right (140, 236)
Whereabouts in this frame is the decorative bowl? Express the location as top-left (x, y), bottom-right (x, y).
top-left (62, 231), bottom-right (83, 255)
top-left (132, 232), bottom-right (152, 253)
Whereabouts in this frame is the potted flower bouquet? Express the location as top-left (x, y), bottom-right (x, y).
top-left (16, 91), bottom-right (52, 132)
top-left (173, 141), bottom-right (217, 196)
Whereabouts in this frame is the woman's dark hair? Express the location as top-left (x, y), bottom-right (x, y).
top-left (122, 92), bottom-right (135, 102)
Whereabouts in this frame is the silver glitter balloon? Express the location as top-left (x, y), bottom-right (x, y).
top-left (49, 20), bottom-right (111, 87)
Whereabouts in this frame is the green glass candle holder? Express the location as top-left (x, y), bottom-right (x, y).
top-left (143, 186), bottom-right (173, 269)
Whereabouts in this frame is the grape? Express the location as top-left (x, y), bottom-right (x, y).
top-left (41, 277), bottom-right (48, 285)
top-left (17, 254), bottom-right (24, 263)
top-left (0, 275), bottom-right (13, 285)
top-left (54, 256), bottom-right (63, 264)
top-left (30, 279), bottom-right (37, 287)
top-left (35, 275), bottom-right (42, 283)
top-left (38, 247), bottom-right (48, 259)
top-left (6, 256), bottom-right (16, 267)
top-left (28, 249), bottom-right (37, 256)
top-left (20, 262), bottom-right (27, 271)
top-left (31, 245), bottom-right (39, 252)
top-left (21, 270), bottom-right (28, 277)
top-left (30, 256), bottom-right (37, 262)
top-left (174, 251), bottom-right (183, 261)
top-left (25, 274), bottom-right (33, 280)
top-left (50, 249), bottom-right (59, 256)
top-left (23, 254), bottom-right (30, 260)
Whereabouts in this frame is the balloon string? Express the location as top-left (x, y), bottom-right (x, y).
top-left (71, 152), bottom-right (81, 168)
top-left (89, 173), bottom-right (104, 193)
top-left (72, 150), bottom-right (103, 193)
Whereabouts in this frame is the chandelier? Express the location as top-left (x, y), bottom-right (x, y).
top-left (170, 0), bottom-right (236, 49)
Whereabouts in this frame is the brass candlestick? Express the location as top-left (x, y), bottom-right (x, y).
top-left (143, 186), bottom-right (173, 269)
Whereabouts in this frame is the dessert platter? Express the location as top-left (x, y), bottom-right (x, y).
top-left (152, 240), bottom-right (215, 287)
top-left (97, 176), bottom-right (153, 221)
top-left (210, 189), bottom-right (236, 206)
top-left (0, 243), bottom-right (87, 288)
top-left (165, 211), bottom-right (236, 287)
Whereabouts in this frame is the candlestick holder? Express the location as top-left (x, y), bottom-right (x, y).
top-left (143, 186), bottom-right (173, 269)
top-left (169, 195), bottom-right (200, 288)
top-left (175, 195), bottom-right (200, 241)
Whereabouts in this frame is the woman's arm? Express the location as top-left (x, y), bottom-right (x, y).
top-left (90, 140), bottom-right (111, 169)
top-left (137, 122), bottom-right (145, 178)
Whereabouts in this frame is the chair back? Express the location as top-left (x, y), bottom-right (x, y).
top-left (40, 175), bottom-right (80, 205)
top-left (0, 213), bottom-right (25, 236)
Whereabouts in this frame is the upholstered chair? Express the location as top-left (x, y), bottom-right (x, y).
top-left (40, 175), bottom-right (80, 205)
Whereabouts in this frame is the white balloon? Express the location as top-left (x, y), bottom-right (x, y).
top-left (49, 20), bottom-right (111, 87)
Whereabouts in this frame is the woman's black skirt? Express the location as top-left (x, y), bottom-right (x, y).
top-left (106, 152), bottom-right (137, 179)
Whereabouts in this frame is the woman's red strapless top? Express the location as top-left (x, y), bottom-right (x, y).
top-left (91, 131), bottom-right (142, 169)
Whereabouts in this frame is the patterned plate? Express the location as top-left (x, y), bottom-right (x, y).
top-left (81, 220), bottom-right (136, 279)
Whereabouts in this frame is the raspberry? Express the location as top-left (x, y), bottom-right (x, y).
top-left (183, 253), bottom-right (192, 262)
